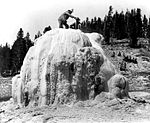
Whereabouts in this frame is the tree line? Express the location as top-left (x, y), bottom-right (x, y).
top-left (0, 25), bottom-right (52, 77)
top-left (75, 6), bottom-right (150, 47)
top-left (0, 28), bottom-right (33, 77)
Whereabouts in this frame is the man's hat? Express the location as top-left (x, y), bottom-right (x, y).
top-left (70, 9), bottom-right (74, 12)
top-left (68, 9), bottom-right (74, 13)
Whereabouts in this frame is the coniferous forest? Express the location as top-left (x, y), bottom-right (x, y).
top-left (79, 6), bottom-right (150, 47)
top-left (0, 6), bottom-right (150, 77)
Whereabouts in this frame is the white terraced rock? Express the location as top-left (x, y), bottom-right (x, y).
top-left (12, 28), bottom-right (127, 108)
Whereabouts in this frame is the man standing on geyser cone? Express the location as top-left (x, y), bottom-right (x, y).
top-left (58, 9), bottom-right (78, 29)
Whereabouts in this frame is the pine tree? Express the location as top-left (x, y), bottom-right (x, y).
top-left (1, 43), bottom-right (11, 76)
top-left (128, 9), bottom-right (138, 47)
top-left (147, 18), bottom-right (150, 38)
top-left (90, 18), bottom-right (94, 31)
top-left (34, 35), bottom-right (38, 40)
top-left (143, 15), bottom-right (148, 38)
top-left (104, 6), bottom-right (113, 44)
top-left (85, 17), bottom-right (90, 32)
top-left (90, 17), bottom-right (98, 32)
top-left (97, 17), bottom-right (103, 34)
top-left (24, 32), bottom-right (34, 52)
top-left (34, 31), bottom-right (42, 40)
top-left (125, 10), bottom-right (130, 39)
top-left (112, 11), bottom-right (119, 38)
top-left (11, 28), bottom-right (26, 74)
top-left (135, 8), bottom-right (143, 37)
top-left (118, 11), bottom-right (126, 39)
top-left (17, 28), bottom-right (23, 39)
top-left (0, 46), bottom-right (3, 76)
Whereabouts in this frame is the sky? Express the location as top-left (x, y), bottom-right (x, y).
top-left (0, 0), bottom-right (150, 45)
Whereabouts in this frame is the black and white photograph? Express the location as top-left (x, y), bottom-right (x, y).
top-left (1, 0), bottom-right (150, 122)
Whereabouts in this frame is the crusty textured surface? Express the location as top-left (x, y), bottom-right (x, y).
top-left (12, 29), bottom-right (119, 107)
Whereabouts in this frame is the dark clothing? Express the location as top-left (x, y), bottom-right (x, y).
top-left (58, 12), bottom-right (70, 22)
top-left (58, 20), bottom-right (69, 29)
top-left (58, 10), bottom-right (76, 29)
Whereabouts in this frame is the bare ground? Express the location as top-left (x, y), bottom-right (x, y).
top-left (1, 43), bottom-right (150, 123)
top-left (1, 92), bottom-right (150, 123)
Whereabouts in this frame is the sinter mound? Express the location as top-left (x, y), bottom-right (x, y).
top-left (12, 28), bottom-right (129, 108)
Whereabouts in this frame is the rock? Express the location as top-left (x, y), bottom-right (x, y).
top-left (12, 29), bottom-right (118, 107)
top-left (86, 32), bottom-right (117, 91)
top-left (94, 92), bottom-right (112, 103)
top-left (135, 76), bottom-right (150, 89)
top-left (12, 74), bottom-right (24, 107)
top-left (0, 78), bottom-right (12, 101)
top-left (107, 74), bottom-right (129, 99)
top-left (85, 33), bottom-right (104, 48)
